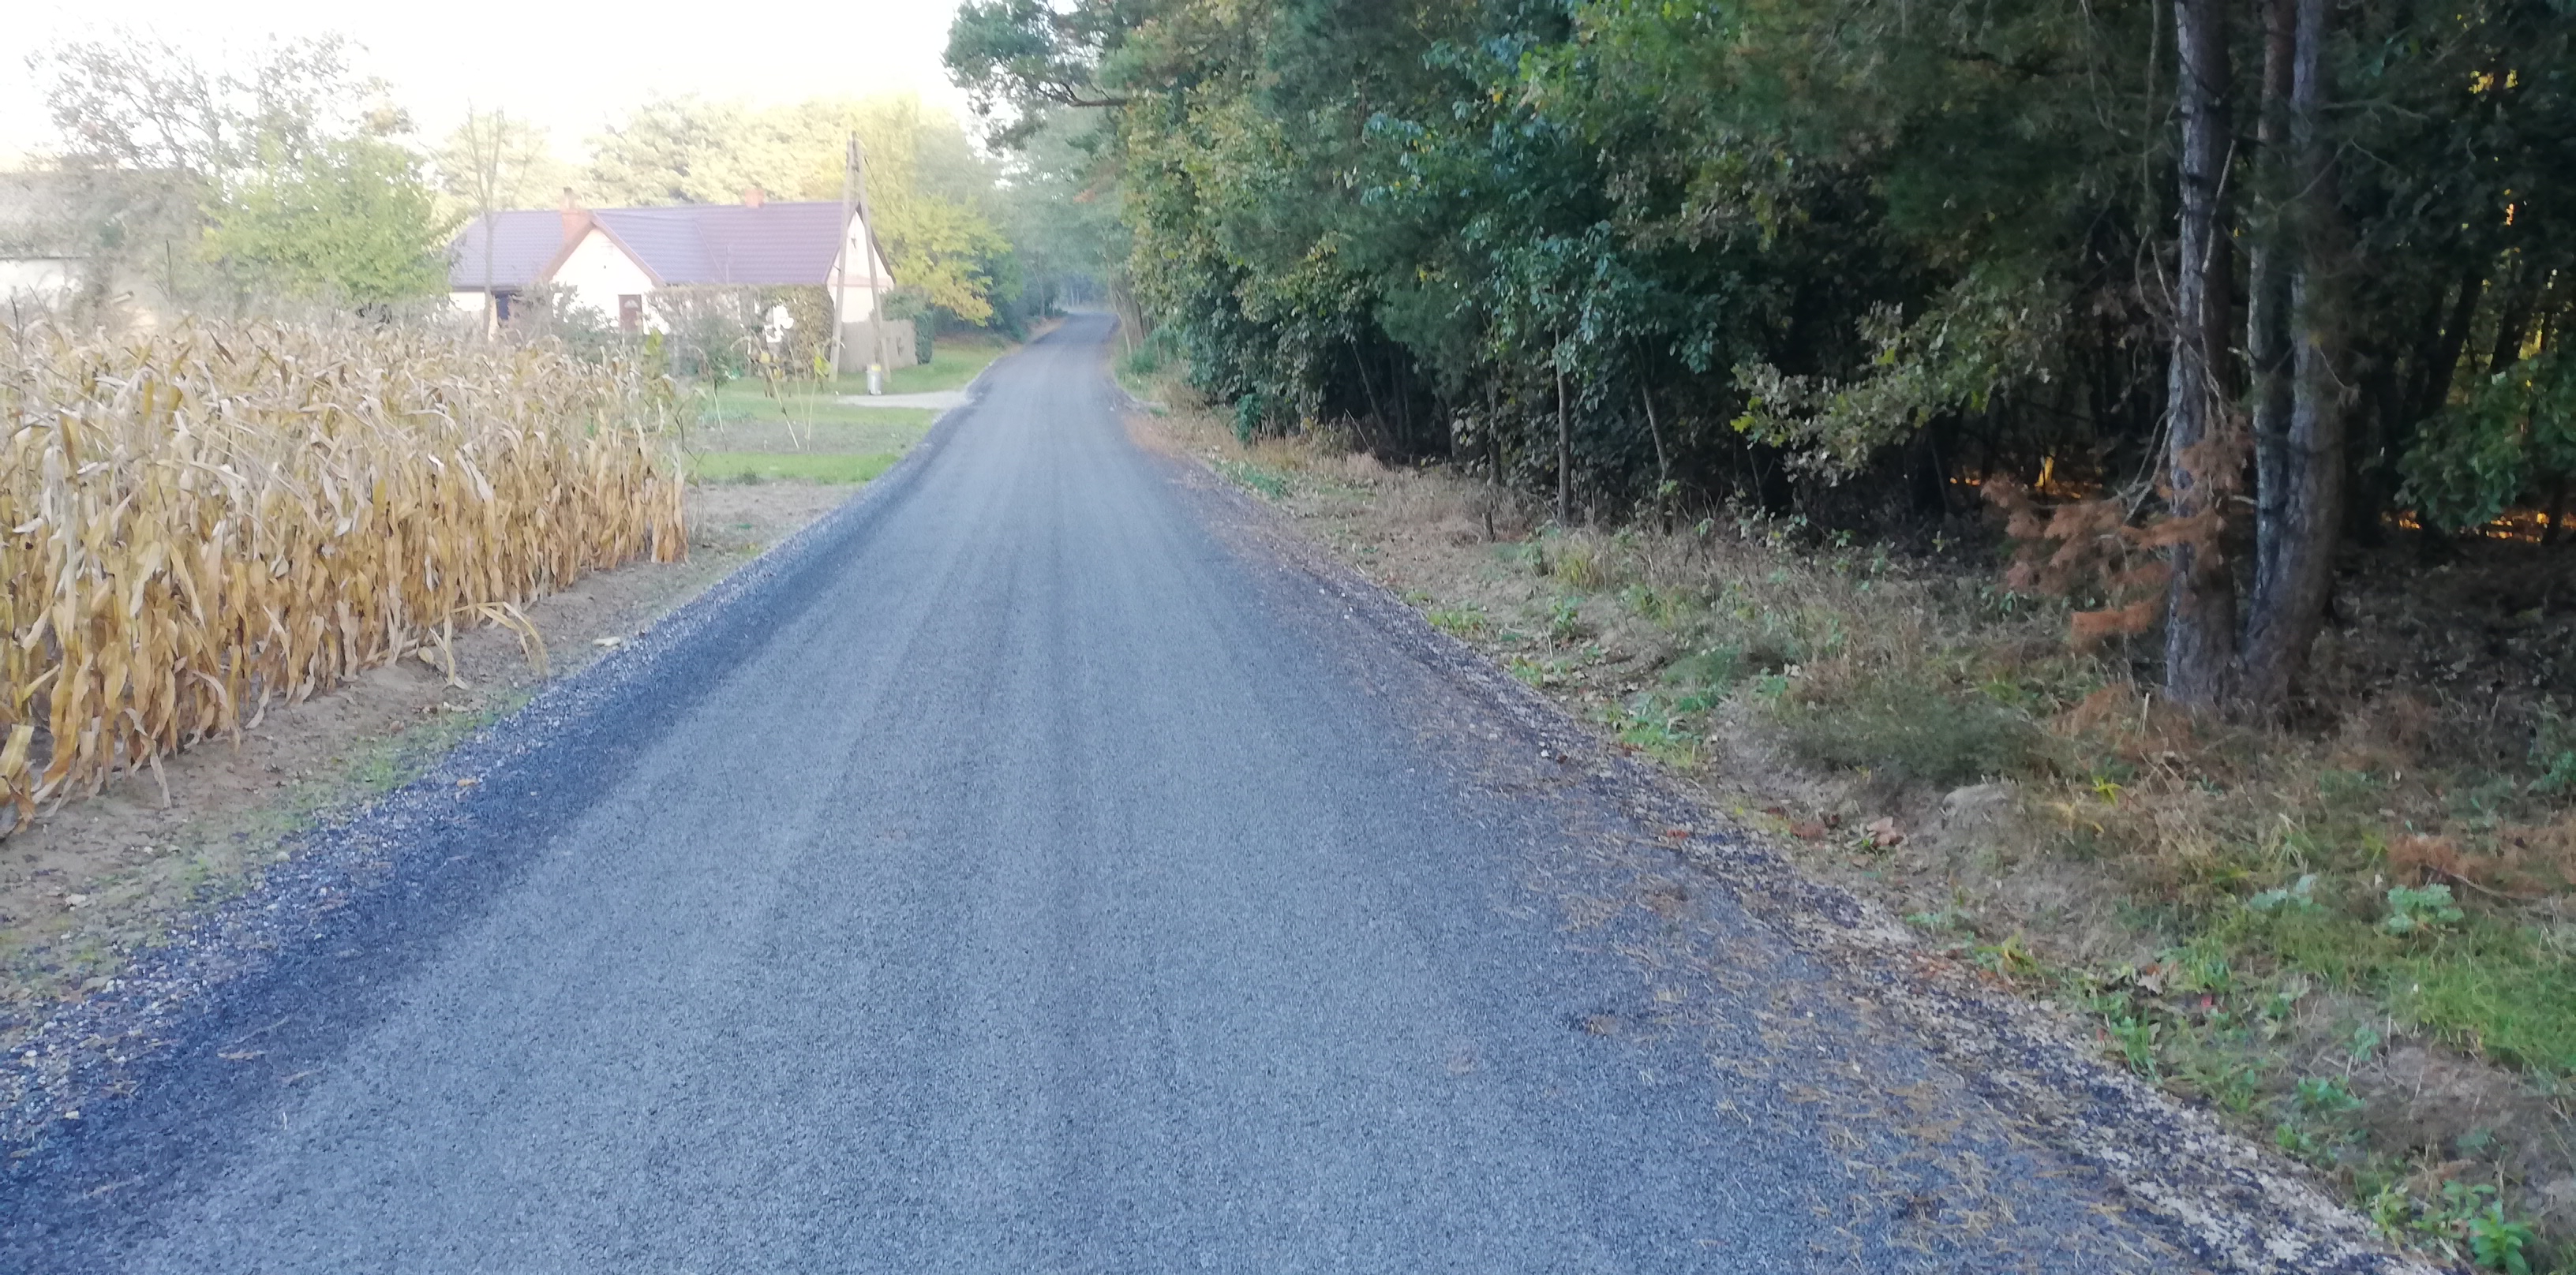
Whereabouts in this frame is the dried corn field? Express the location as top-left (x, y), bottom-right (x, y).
top-left (0, 319), bottom-right (687, 827)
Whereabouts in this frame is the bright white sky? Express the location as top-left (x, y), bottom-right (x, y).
top-left (0, 0), bottom-right (973, 166)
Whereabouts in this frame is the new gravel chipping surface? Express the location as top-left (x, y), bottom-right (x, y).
top-left (0, 316), bottom-right (2428, 1273)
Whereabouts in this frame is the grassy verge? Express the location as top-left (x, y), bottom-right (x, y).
top-left (689, 379), bottom-right (938, 486)
top-left (689, 451), bottom-right (903, 484)
top-left (683, 332), bottom-right (1009, 482)
top-left (1136, 380), bottom-right (2576, 1274)
top-left (888, 331), bottom-right (1009, 394)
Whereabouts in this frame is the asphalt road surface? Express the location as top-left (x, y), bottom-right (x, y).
top-left (2, 316), bottom-right (2268, 1272)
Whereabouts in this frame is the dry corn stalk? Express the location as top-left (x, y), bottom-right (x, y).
top-left (0, 317), bottom-right (687, 828)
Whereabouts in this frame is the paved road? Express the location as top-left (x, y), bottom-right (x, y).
top-left (3, 316), bottom-right (2218, 1272)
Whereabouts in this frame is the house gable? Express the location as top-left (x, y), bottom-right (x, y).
top-left (442, 195), bottom-right (897, 335)
top-left (542, 226), bottom-right (660, 325)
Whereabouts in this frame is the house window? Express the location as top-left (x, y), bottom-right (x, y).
top-left (493, 291), bottom-right (514, 322)
top-left (619, 295), bottom-right (643, 332)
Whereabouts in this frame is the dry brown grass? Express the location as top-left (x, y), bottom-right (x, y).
top-left (0, 318), bottom-right (686, 824)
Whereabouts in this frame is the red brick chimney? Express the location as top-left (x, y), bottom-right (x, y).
top-left (742, 186), bottom-right (766, 208)
top-left (559, 188), bottom-right (589, 245)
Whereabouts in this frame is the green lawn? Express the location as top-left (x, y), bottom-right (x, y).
top-left (682, 331), bottom-right (1011, 488)
top-left (693, 403), bottom-right (934, 451)
top-left (886, 334), bottom-right (1009, 394)
top-left (689, 451), bottom-right (904, 484)
top-left (698, 385), bottom-right (934, 432)
top-left (690, 391), bottom-right (932, 485)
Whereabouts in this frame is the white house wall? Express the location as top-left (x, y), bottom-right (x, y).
top-left (550, 228), bottom-right (658, 327)
top-left (831, 216), bottom-right (897, 324)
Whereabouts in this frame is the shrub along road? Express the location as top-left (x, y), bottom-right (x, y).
top-left (0, 317), bottom-right (2414, 1272)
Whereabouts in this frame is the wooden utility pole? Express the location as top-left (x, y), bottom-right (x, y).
top-left (829, 133), bottom-right (856, 376)
top-left (849, 133), bottom-right (894, 386)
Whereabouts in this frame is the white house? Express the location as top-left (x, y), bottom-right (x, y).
top-left (447, 187), bottom-right (911, 369)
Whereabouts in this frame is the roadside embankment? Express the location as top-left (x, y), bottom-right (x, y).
top-left (1131, 372), bottom-right (2576, 1274)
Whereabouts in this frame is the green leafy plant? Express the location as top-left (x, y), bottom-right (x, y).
top-left (1545, 596), bottom-right (1588, 645)
top-left (2293, 1075), bottom-right (2363, 1116)
top-left (2466, 1201), bottom-right (2537, 1274)
top-left (2248, 873), bottom-right (2321, 914)
top-left (1426, 605), bottom-right (1489, 638)
top-left (2384, 884), bottom-right (2466, 936)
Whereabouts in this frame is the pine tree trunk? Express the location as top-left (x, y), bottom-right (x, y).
top-left (2412, 268), bottom-right (2485, 425)
top-left (2239, 0), bottom-right (2348, 710)
top-left (2162, 0), bottom-right (2237, 707)
top-left (2247, 0), bottom-right (2296, 602)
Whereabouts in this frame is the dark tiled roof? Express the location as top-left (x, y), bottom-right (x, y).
top-left (446, 211), bottom-right (568, 289)
top-left (446, 202), bottom-right (852, 290)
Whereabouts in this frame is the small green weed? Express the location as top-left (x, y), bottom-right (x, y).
top-left (2106, 1015), bottom-right (2162, 1077)
top-left (2384, 884), bottom-right (2466, 936)
top-left (1426, 605), bottom-right (1489, 638)
top-left (1545, 596), bottom-right (1589, 645)
top-left (2248, 874), bottom-right (2322, 914)
top-left (1508, 655), bottom-right (1575, 688)
top-left (2294, 1075), bottom-right (2364, 1115)
top-left (2469, 1200), bottom-right (2539, 1274)
top-left (1216, 459), bottom-right (1291, 499)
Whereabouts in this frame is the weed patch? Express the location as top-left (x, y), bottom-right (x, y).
top-left (1215, 458), bottom-right (1291, 499)
top-left (1777, 679), bottom-right (2046, 788)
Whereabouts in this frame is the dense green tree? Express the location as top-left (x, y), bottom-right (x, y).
top-left (587, 95), bottom-right (1016, 324)
top-left (25, 30), bottom-right (440, 316)
top-left (201, 135), bottom-right (455, 305)
top-left (952, 0), bottom-right (2575, 715)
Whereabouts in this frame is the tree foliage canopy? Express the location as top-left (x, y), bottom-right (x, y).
top-left (953, 0), bottom-right (2575, 706)
top-left (201, 135), bottom-right (455, 305)
top-left (27, 32), bottom-right (454, 312)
